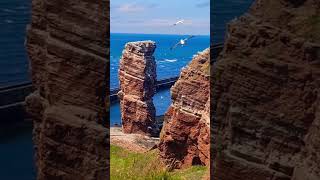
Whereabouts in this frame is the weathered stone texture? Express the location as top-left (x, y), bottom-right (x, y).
top-left (212, 0), bottom-right (320, 179)
top-left (159, 48), bottom-right (210, 169)
top-left (25, 0), bottom-right (109, 179)
top-left (118, 41), bottom-right (157, 135)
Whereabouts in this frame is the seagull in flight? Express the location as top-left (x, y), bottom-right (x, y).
top-left (170, 35), bottom-right (195, 50)
top-left (173, 19), bottom-right (184, 26)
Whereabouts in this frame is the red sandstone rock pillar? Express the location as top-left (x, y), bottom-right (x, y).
top-left (118, 41), bottom-right (157, 135)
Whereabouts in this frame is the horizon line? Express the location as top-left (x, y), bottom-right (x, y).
top-left (111, 32), bottom-right (210, 36)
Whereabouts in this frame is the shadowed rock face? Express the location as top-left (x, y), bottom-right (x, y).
top-left (159, 48), bottom-right (210, 169)
top-left (212, 0), bottom-right (320, 179)
top-left (118, 41), bottom-right (157, 135)
top-left (25, 0), bottom-right (109, 179)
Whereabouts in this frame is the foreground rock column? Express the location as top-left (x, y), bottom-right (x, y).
top-left (212, 0), bottom-right (320, 179)
top-left (25, 0), bottom-right (109, 179)
top-left (118, 41), bottom-right (157, 135)
top-left (159, 48), bottom-right (210, 169)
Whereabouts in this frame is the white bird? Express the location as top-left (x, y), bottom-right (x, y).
top-left (170, 35), bottom-right (195, 50)
top-left (173, 19), bottom-right (184, 26)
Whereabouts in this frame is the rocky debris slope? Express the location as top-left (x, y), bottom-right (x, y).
top-left (159, 48), bottom-right (210, 169)
top-left (118, 41), bottom-right (157, 135)
top-left (25, 0), bottom-right (109, 179)
top-left (212, 0), bottom-right (320, 179)
top-left (110, 127), bottom-right (159, 152)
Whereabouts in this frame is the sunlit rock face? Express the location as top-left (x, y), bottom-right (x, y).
top-left (159, 48), bottom-right (210, 169)
top-left (25, 0), bottom-right (109, 179)
top-left (118, 41), bottom-right (157, 135)
top-left (212, 0), bottom-right (320, 179)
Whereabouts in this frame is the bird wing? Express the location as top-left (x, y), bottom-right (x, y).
top-left (170, 42), bottom-right (181, 50)
top-left (184, 35), bottom-right (195, 41)
top-left (173, 19), bottom-right (184, 26)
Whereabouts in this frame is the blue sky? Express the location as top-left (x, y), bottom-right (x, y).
top-left (111, 0), bottom-right (210, 35)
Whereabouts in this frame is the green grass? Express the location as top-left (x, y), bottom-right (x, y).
top-left (110, 145), bottom-right (208, 180)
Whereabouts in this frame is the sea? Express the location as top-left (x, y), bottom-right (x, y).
top-left (110, 33), bottom-right (210, 125)
top-left (110, 0), bottom-right (254, 125)
top-left (0, 0), bottom-right (36, 179)
top-left (211, 0), bottom-right (254, 44)
top-left (0, 0), bottom-right (31, 87)
top-left (0, 0), bottom-right (254, 179)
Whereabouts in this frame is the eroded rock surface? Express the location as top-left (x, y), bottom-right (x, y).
top-left (110, 127), bottom-right (159, 153)
top-left (212, 0), bottom-right (320, 179)
top-left (159, 48), bottom-right (210, 169)
top-left (118, 41), bottom-right (157, 135)
top-left (25, 0), bottom-right (109, 179)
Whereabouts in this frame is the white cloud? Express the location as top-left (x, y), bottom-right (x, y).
top-left (117, 3), bottom-right (145, 13)
top-left (111, 18), bottom-right (209, 35)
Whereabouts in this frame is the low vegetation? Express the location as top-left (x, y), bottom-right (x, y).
top-left (110, 145), bottom-right (208, 180)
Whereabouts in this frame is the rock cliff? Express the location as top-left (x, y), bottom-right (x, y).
top-left (212, 0), bottom-right (320, 179)
top-left (25, 0), bottom-right (109, 179)
top-left (159, 48), bottom-right (210, 169)
top-left (118, 41), bottom-right (157, 135)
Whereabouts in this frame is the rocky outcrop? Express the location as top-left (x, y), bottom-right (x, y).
top-left (118, 41), bottom-right (157, 135)
top-left (212, 0), bottom-right (320, 179)
top-left (25, 0), bottom-right (109, 179)
top-left (159, 48), bottom-right (210, 169)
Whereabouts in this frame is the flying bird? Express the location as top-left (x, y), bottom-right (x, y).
top-left (173, 19), bottom-right (184, 26)
top-left (170, 35), bottom-right (195, 50)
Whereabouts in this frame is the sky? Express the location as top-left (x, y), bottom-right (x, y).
top-left (111, 0), bottom-right (210, 35)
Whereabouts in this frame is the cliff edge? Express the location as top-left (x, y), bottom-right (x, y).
top-left (159, 48), bottom-right (210, 169)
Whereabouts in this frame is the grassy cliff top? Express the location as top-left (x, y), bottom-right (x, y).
top-left (110, 145), bottom-right (208, 179)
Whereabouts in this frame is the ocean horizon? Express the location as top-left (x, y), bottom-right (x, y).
top-left (111, 32), bottom-right (210, 36)
top-left (110, 33), bottom-right (210, 89)
top-left (110, 33), bottom-right (210, 125)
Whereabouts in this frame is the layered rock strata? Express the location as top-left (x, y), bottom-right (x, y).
top-left (212, 0), bottom-right (320, 179)
top-left (118, 41), bottom-right (157, 135)
top-left (159, 48), bottom-right (210, 169)
top-left (25, 0), bottom-right (109, 179)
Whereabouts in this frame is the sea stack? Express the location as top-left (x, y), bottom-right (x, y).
top-left (25, 0), bottom-right (109, 179)
top-left (159, 48), bottom-right (210, 169)
top-left (212, 0), bottom-right (320, 179)
top-left (118, 41), bottom-right (157, 135)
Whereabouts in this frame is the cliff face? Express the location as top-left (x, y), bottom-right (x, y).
top-left (118, 41), bottom-right (157, 135)
top-left (212, 0), bottom-right (320, 179)
top-left (159, 48), bottom-right (210, 169)
top-left (25, 0), bottom-right (109, 179)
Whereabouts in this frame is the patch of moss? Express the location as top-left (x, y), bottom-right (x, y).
top-left (110, 145), bottom-right (207, 180)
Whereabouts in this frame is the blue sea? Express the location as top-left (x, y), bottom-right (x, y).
top-left (110, 33), bottom-right (210, 125)
top-left (0, 0), bottom-right (36, 179)
top-left (109, 0), bottom-right (255, 124)
top-left (0, 123), bottom-right (35, 179)
top-left (110, 33), bottom-right (210, 89)
top-left (211, 0), bottom-right (253, 44)
top-left (0, 0), bottom-right (31, 87)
